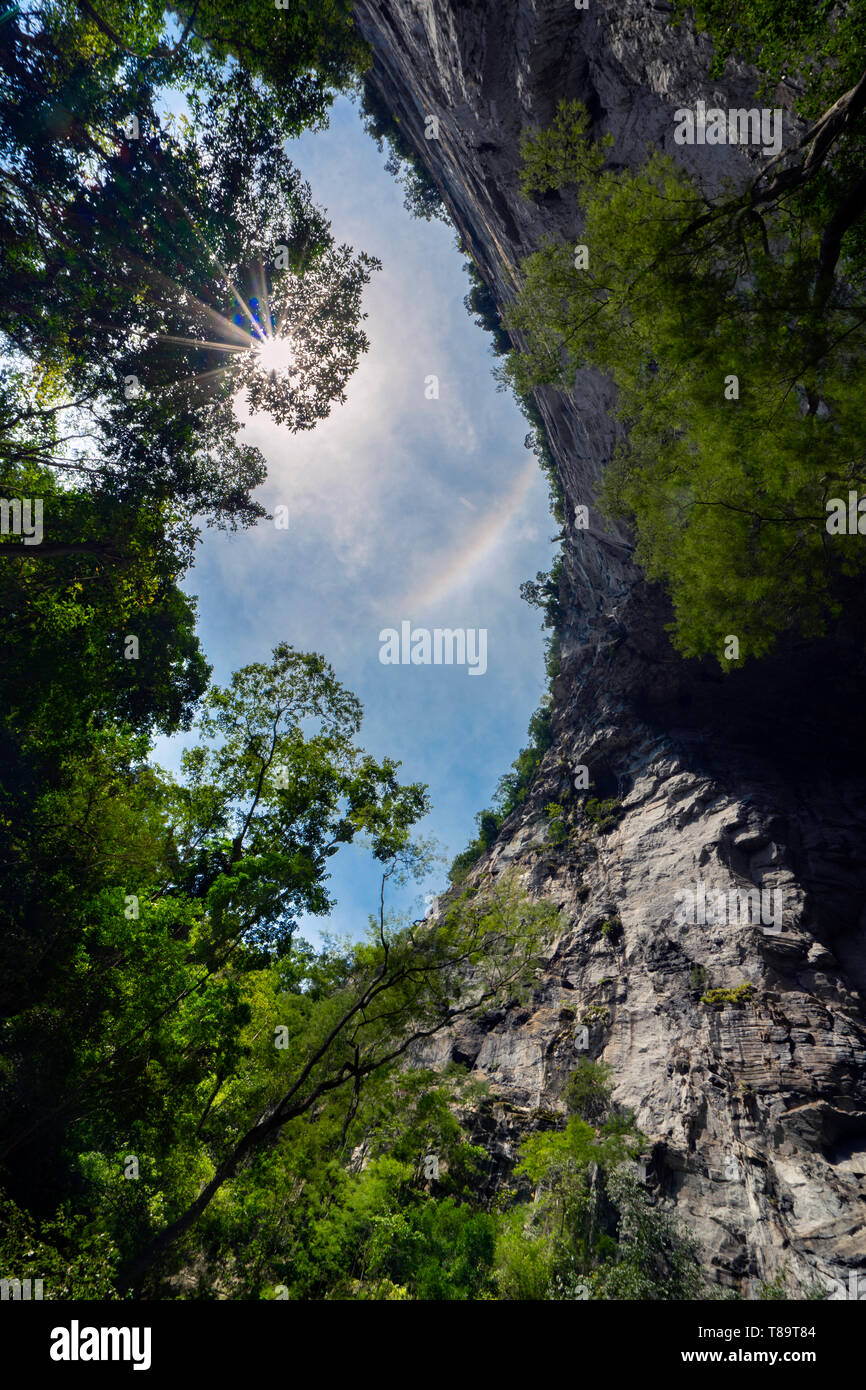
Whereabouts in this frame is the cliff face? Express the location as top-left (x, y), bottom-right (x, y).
top-left (353, 0), bottom-right (866, 1294)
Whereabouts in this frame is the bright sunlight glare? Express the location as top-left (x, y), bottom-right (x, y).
top-left (254, 335), bottom-right (297, 376)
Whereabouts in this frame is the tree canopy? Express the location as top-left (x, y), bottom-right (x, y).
top-left (1, 4), bottom-right (378, 549)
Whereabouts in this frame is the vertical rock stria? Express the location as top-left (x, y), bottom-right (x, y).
top-left (354, 0), bottom-right (866, 1293)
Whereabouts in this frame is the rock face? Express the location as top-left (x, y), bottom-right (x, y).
top-left (353, 0), bottom-right (866, 1294)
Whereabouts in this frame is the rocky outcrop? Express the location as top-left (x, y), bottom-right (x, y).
top-left (354, 0), bottom-right (866, 1295)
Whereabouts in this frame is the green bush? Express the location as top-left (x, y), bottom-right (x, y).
top-left (672, 0), bottom-right (866, 107)
top-left (545, 801), bottom-right (569, 845)
top-left (583, 796), bottom-right (624, 834)
top-left (564, 1058), bottom-right (614, 1123)
top-left (700, 983), bottom-right (755, 1008)
top-left (580, 1003), bottom-right (610, 1026)
top-left (587, 1169), bottom-right (705, 1301)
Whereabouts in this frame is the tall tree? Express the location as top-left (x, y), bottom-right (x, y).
top-left (117, 875), bottom-right (554, 1291)
top-left (505, 76), bottom-right (866, 662)
top-left (0, 646), bottom-right (429, 1232)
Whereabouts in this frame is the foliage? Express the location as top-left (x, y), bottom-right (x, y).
top-left (463, 260), bottom-right (512, 356)
top-left (505, 74), bottom-right (866, 663)
top-left (357, 73), bottom-right (448, 223)
top-left (583, 795), bottom-right (624, 834)
top-left (447, 808), bottom-right (502, 885)
top-left (689, 964), bottom-right (710, 992)
top-left (447, 702), bottom-right (555, 884)
top-left (756, 1263), bottom-right (791, 1299)
top-left (0, 572), bottom-right (561, 1297)
top-left (518, 99), bottom-right (613, 198)
top-left (700, 983), bottom-right (755, 1008)
top-left (520, 557), bottom-right (564, 632)
top-left (545, 801), bottom-right (569, 844)
top-left (672, 0), bottom-right (866, 108)
top-left (512, 389), bottom-right (566, 526)
top-left (0, 638), bottom-right (428, 1243)
top-left (0, 0), bottom-right (378, 591)
top-left (46, 0), bottom-right (369, 137)
top-left (586, 1168), bottom-right (705, 1300)
top-left (115, 872), bottom-right (555, 1287)
top-left (495, 1057), bottom-right (706, 1300)
top-left (462, 250), bottom-right (566, 528)
top-left (0, 1191), bottom-right (120, 1299)
top-left (203, 1069), bottom-right (501, 1301)
top-left (564, 1058), bottom-right (615, 1123)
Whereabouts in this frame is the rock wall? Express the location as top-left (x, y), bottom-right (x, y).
top-left (353, 0), bottom-right (866, 1294)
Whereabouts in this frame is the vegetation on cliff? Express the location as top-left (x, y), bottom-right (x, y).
top-left (505, 2), bottom-right (866, 665)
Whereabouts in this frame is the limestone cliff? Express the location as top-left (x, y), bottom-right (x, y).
top-left (354, 0), bottom-right (866, 1295)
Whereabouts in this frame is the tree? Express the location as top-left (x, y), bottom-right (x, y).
top-left (511, 1108), bottom-right (642, 1283)
top-left (0, 468), bottom-right (209, 737)
top-left (48, 0), bottom-right (369, 139)
top-left (587, 1168), bottom-right (705, 1301)
top-left (672, 0), bottom-right (866, 108)
top-left (565, 1056), bottom-right (615, 1124)
top-left (505, 76), bottom-right (866, 663)
top-left (357, 73), bottom-right (449, 224)
top-left (0, 646), bottom-right (427, 1222)
top-left (0, 0), bottom-right (381, 693)
top-left (0, 13), bottom-right (378, 541)
top-left (116, 876), bottom-right (555, 1290)
top-left (497, 1058), bottom-right (704, 1300)
top-left (178, 1064), bottom-right (495, 1300)
top-left (167, 642), bottom-right (429, 947)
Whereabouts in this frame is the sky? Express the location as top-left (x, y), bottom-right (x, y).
top-left (154, 94), bottom-right (556, 943)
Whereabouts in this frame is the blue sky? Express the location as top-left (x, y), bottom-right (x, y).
top-left (154, 95), bottom-right (555, 942)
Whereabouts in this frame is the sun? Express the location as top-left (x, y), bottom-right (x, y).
top-left (151, 268), bottom-right (303, 399)
top-left (253, 335), bottom-right (297, 376)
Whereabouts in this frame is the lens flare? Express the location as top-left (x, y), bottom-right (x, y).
top-left (253, 335), bottom-right (296, 376)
